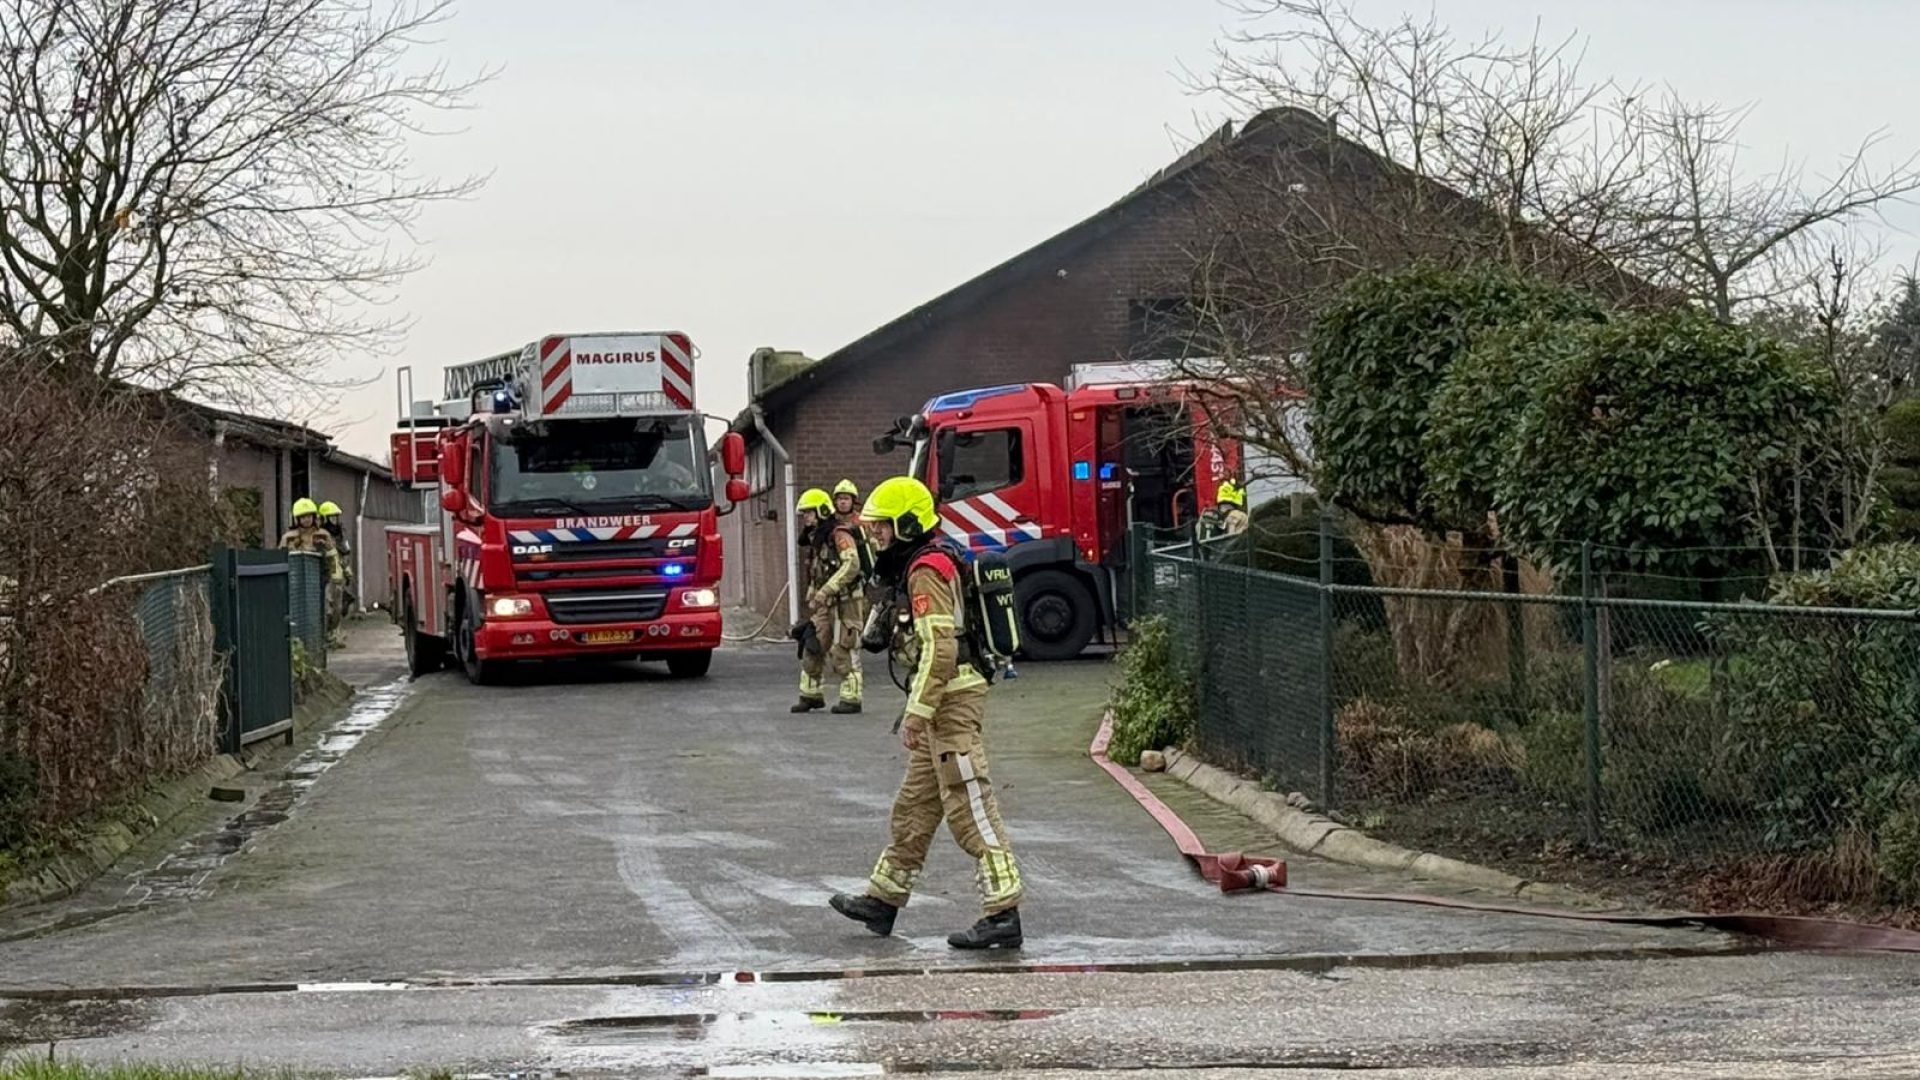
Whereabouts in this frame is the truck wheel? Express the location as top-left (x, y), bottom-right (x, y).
top-left (1016, 569), bottom-right (1097, 661)
top-left (667, 649), bottom-right (714, 678)
top-left (403, 595), bottom-right (447, 679)
top-left (456, 603), bottom-right (504, 686)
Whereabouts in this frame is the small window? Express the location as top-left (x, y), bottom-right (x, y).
top-left (469, 438), bottom-right (486, 505)
top-left (946, 428), bottom-right (1023, 501)
top-left (748, 443), bottom-right (774, 496)
top-left (1128, 297), bottom-right (1196, 359)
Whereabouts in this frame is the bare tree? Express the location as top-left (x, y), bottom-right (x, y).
top-left (1150, 0), bottom-right (1920, 547)
top-left (1751, 239), bottom-right (1907, 553)
top-left (0, 0), bottom-right (484, 398)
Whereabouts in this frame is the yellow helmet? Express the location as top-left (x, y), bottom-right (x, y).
top-left (291, 497), bottom-right (319, 518)
top-left (317, 500), bottom-right (341, 517)
top-left (862, 476), bottom-right (939, 541)
top-left (1216, 480), bottom-right (1245, 507)
top-left (796, 488), bottom-right (832, 514)
top-left (833, 478), bottom-right (859, 497)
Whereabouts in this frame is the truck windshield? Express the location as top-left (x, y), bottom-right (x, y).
top-left (490, 417), bottom-right (709, 514)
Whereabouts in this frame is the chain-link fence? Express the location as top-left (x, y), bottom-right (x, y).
top-left (1134, 520), bottom-right (1920, 912)
top-left (287, 551), bottom-right (330, 666)
top-left (127, 568), bottom-right (224, 776)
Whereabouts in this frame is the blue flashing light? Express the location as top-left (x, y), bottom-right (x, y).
top-left (926, 384), bottom-right (1028, 413)
top-left (662, 563), bottom-right (686, 577)
top-left (490, 386), bottom-right (518, 412)
top-left (1099, 463), bottom-right (1118, 480)
top-left (1072, 461), bottom-right (1091, 481)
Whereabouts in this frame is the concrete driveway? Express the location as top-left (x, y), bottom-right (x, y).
top-left (6, 630), bottom-right (1910, 1076)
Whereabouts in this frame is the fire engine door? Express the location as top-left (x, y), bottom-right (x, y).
top-left (935, 420), bottom-right (1040, 551)
top-left (1120, 403), bottom-right (1197, 530)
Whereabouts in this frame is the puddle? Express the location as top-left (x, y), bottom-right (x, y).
top-left (0, 680), bottom-right (411, 945)
top-left (545, 1008), bottom-right (1064, 1076)
top-left (552, 1008), bottom-right (1063, 1038)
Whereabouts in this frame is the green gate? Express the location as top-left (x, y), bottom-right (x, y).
top-left (210, 545), bottom-right (295, 753)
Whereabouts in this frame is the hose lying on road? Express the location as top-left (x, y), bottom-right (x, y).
top-left (1089, 713), bottom-right (1920, 953)
top-left (723, 579), bottom-right (791, 643)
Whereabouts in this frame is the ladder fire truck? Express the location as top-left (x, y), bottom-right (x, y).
top-left (387, 331), bottom-right (748, 684)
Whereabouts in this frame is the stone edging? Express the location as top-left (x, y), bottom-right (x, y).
top-left (1161, 747), bottom-right (1614, 910)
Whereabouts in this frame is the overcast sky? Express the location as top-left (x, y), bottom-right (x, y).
top-left (321, 0), bottom-right (1920, 456)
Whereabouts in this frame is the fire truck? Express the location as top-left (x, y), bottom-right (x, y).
top-left (387, 331), bottom-right (749, 684)
top-left (873, 362), bottom-right (1244, 660)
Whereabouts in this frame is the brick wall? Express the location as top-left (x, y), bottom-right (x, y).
top-left (731, 186), bottom-right (1209, 615)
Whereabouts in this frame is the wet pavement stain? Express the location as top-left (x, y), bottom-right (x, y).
top-left (0, 996), bottom-right (152, 1049)
top-left (0, 679), bottom-right (412, 945)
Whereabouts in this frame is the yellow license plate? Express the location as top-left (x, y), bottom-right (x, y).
top-left (581, 630), bottom-right (634, 644)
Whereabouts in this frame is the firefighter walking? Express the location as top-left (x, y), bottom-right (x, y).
top-left (792, 488), bottom-right (865, 714)
top-left (829, 476), bottom-right (1024, 950)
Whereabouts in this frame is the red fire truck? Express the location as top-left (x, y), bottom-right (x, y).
top-left (387, 331), bottom-right (749, 684)
top-left (873, 363), bottom-right (1243, 660)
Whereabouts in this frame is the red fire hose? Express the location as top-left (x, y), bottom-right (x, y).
top-left (1089, 714), bottom-right (1920, 952)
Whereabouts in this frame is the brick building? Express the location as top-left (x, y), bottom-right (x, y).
top-left (721, 108), bottom-right (1337, 615)
top-left (172, 400), bottom-right (428, 609)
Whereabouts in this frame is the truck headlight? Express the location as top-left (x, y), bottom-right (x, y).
top-left (490, 596), bottom-right (534, 618)
top-left (680, 588), bottom-right (718, 610)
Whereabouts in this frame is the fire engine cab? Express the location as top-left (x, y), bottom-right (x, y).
top-left (874, 362), bottom-right (1242, 660)
top-left (387, 331), bottom-right (748, 684)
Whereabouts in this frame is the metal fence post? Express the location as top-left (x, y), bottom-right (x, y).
top-left (1580, 540), bottom-right (1603, 843)
top-left (1318, 505), bottom-right (1336, 808)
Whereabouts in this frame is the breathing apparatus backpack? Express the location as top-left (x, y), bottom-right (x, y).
top-left (917, 539), bottom-right (1022, 683)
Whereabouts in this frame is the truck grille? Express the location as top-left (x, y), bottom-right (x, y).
top-left (542, 589), bottom-right (669, 625)
top-left (516, 539), bottom-right (695, 564)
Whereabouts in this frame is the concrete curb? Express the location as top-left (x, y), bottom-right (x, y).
top-left (0, 671), bottom-right (356, 914)
top-left (1162, 747), bottom-right (1614, 911)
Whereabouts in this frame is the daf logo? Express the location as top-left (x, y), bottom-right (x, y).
top-left (511, 543), bottom-right (554, 555)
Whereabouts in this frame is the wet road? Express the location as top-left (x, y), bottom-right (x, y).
top-left (1, 629), bottom-right (1908, 1074)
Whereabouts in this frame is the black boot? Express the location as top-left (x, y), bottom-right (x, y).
top-left (948, 908), bottom-right (1022, 950)
top-left (790, 696), bottom-right (825, 713)
top-left (829, 892), bottom-right (898, 937)
top-left (830, 700), bottom-right (862, 715)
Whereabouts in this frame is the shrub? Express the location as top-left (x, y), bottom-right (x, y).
top-left (1109, 616), bottom-right (1195, 766)
top-left (0, 749), bottom-right (36, 852)
top-left (1337, 696), bottom-right (1519, 801)
top-left (1307, 264), bottom-right (1600, 532)
top-left (1722, 543), bottom-right (1920, 853)
top-left (1518, 708), bottom-right (1585, 802)
top-left (1498, 310), bottom-right (1841, 577)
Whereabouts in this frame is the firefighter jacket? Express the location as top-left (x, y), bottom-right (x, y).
top-left (901, 547), bottom-right (988, 724)
top-left (806, 518), bottom-right (861, 606)
top-left (280, 526), bottom-right (343, 582)
top-left (280, 525), bottom-right (335, 554)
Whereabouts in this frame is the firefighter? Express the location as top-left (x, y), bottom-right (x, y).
top-left (832, 478), bottom-right (860, 520)
top-left (280, 498), bottom-right (345, 596)
top-left (829, 476), bottom-right (1024, 950)
top-left (318, 500), bottom-right (353, 634)
top-left (792, 487), bottom-right (864, 714)
top-left (280, 498), bottom-right (334, 555)
top-left (1198, 480), bottom-right (1250, 541)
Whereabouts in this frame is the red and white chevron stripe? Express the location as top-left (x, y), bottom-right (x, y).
top-left (537, 336), bottom-right (573, 414)
top-left (940, 492), bottom-right (1043, 548)
top-left (662, 333), bottom-right (694, 410)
